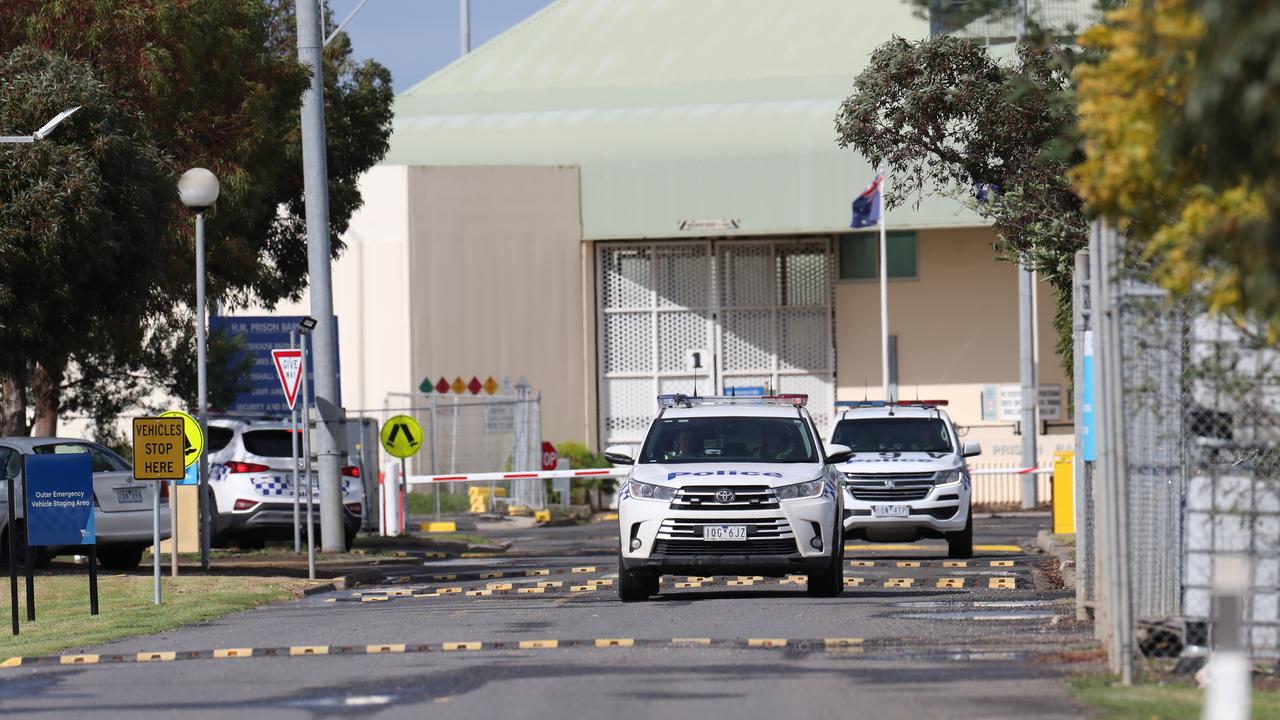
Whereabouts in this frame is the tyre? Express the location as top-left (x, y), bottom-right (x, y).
top-left (807, 521), bottom-right (844, 597)
top-left (946, 508), bottom-right (974, 559)
top-left (1, 522), bottom-right (52, 569)
top-left (98, 544), bottom-right (146, 571)
top-left (343, 527), bottom-right (357, 552)
top-left (236, 533), bottom-right (267, 551)
top-left (617, 555), bottom-right (658, 602)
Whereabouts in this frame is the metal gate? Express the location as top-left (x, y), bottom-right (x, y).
top-left (597, 238), bottom-right (835, 447)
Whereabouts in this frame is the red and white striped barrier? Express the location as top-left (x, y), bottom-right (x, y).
top-left (969, 467), bottom-right (1054, 476)
top-left (405, 468), bottom-right (627, 487)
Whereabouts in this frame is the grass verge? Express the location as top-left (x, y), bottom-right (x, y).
top-left (1, 574), bottom-right (296, 658)
top-left (1070, 674), bottom-right (1280, 719)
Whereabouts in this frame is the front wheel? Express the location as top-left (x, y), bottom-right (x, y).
top-left (617, 555), bottom-right (658, 602)
top-left (807, 522), bottom-right (844, 597)
top-left (946, 509), bottom-right (974, 559)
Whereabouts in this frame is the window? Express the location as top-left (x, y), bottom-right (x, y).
top-left (207, 427), bottom-right (235, 453)
top-left (639, 417), bottom-right (818, 464)
top-left (838, 232), bottom-right (917, 280)
top-left (32, 442), bottom-right (126, 472)
top-left (242, 430), bottom-right (296, 458)
top-left (831, 418), bottom-right (953, 454)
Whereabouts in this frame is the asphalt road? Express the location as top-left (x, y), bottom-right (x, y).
top-left (0, 513), bottom-right (1094, 719)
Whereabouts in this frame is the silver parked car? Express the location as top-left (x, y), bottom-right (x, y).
top-left (0, 437), bottom-right (172, 570)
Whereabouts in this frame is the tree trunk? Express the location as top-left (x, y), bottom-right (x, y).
top-left (0, 373), bottom-right (29, 436)
top-left (31, 361), bottom-right (64, 437)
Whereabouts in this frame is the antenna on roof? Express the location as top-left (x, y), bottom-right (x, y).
top-left (863, 379), bottom-right (868, 402)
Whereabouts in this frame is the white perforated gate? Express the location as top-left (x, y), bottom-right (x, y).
top-left (596, 238), bottom-right (835, 446)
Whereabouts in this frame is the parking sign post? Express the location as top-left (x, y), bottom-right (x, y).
top-left (7, 465), bottom-right (17, 635)
top-left (270, 340), bottom-right (305, 555)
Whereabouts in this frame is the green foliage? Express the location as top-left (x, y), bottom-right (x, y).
top-left (835, 33), bottom-right (1088, 372)
top-left (555, 442), bottom-right (616, 508)
top-left (0, 1), bottom-right (394, 435)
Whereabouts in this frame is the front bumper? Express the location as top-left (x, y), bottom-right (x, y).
top-left (619, 492), bottom-right (838, 576)
top-left (842, 479), bottom-right (970, 534)
top-left (95, 506), bottom-right (172, 544)
top-left (220, 501), bottom-right (360, 535)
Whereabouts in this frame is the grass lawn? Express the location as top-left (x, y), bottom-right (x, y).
top-left (1070, 674), bottom-right (1280, 719)
top-left (1, 574), bottom-right (297, 658)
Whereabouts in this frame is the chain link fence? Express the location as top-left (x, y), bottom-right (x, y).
top-left (382, 384), bottom-right (545, 510)
top-left (1083, 222), bottom-right (1280, 681)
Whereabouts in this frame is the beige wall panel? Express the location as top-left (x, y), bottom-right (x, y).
top-left (406, 166), bottom-right (589, 445)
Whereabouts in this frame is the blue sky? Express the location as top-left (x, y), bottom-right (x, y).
top-left (328, 0), bottom-right (558, 94)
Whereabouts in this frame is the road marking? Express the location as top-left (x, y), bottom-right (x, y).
top-left (213, 648), bottom-right (252, 658)
top-left (361, 596), bottom-right (389, 603)
top-left (479, 571), bottom-right (503, 579)
top-left (1, 657), bottom-right (22, 668)
top-left (518, 639), bottom-right (558, 649)
top-left (438, 587), bottom-right (463, 594)
top-left (726, 579), bottom-right (754, 586)
top-left (442, 642), bottom-right (481, 651)
top-left (885, 578), bottom-right (914, 588)
top-left (570, 585), bottom-right (592, 592)
top-left (943, 561), bottom-right (968, 568)
top-left (896, 561), bottom-right (921, 568)
top-left (290, 646), bottom-right (329, 656)
top-left (990, 560), bottom-right (1015, 567)
top-left (672, 638), bottom-right (711, 645)
top-left (936, 578), bottom-right (965, 589)
top-left (595, 638), bottom-right (634, 648)
top-left (748, 639), bottom-right (786, 648)
top-left (466, 590), bottom-right (493, 597)
top-left (488, 582), bottom-right (514, 590)
top-left (571, 566), bottom-right (596, 573)
top-left (366, 644), bottom-right (406, 654)
top-left (526, 569), bottom-right (551, 577)
top-left (844, 577), bottom-right (865, 587)
top-left (823, 638), bottom-right (864, 647)
top-left (518, 587), bottom-right (546, 594)
top-left (674, 582), bottom-right (702, 589)
top-left (846, 544), bottom-right (1021, 553)
top-left (137, 652), bottom-right (175, 662)
top-left (537, 581), bottom-right (564, 588)
top-left (989, 577), bottom-right (1017, 589)
top-left (60, 655), bottom-right (99, 665)
top-left (850, 560), bottom-right (875, 567)
top-left (686, 576), bottom-right (713, 583)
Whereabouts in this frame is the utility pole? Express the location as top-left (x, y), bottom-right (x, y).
top-left (460, 0), bottom-right (471, 55)
top-left (1016, 0), bottom-right (1038, 509)
top-left (295, 0), bottom-right (345, 552)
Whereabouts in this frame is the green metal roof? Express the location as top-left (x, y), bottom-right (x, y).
top-left (385, 0), bottom-right (985, 239)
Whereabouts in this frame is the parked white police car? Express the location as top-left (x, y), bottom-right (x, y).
top-left (828, 401), bottom-right (980, 559)
top-left (608, 394), bottom-right (852, 601)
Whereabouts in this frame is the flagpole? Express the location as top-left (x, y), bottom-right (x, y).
top-left (879, 169), bottom-right (890, 402)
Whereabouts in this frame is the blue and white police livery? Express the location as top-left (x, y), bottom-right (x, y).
top-left (828, 401), bottom-right (981, 559)
top-left (608, 394), bottom-right (851, 602)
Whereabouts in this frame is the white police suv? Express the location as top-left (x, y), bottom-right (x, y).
top-left (828, 401), bottom-right (981, 559)
top-left (607, 394), bottom-right (852, 602)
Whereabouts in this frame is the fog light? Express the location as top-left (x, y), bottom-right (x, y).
top-left (630, 538), bottom-right (642, 551)
top-left (809, 536), bottom-right (823, 550)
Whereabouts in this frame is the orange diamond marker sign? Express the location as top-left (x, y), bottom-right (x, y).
top-left (451, 377), bottom-right (466, 394)
top-left (483, 377), bottom-right (498, 395)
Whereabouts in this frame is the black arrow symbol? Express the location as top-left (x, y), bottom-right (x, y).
top-left (388, 423), bottom-right (420, 448)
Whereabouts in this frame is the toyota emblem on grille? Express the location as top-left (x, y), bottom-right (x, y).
top-left (714, 489), bottom-right (736, 504)
top-left (883, 479), bottom-right (896, 489)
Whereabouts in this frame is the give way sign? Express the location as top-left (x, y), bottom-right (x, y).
top-left (271, 348), bottom-right (304, 410)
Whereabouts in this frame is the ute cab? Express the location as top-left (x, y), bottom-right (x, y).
top-left (828, 401), bottom-right (981, 559)
top-left (608, 394), bottom-right (851, 602)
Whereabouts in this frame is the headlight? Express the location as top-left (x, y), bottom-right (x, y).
top-left (773, 479), bottom-right (824, 501)
top-left (934, 469), bottom-right (963, 485)
top-left (628, 479), bottom-right (676, 502)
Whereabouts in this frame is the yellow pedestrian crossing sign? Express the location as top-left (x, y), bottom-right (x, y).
top-left (381, 415), bottom-right (423, 459)
top-left (160, 410), bottom-right (204, 468)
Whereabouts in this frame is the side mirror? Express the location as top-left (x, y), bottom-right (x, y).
top-left (825, 443), bottom-right (854, 465)
top-left (604, 444), bottom-right (635, 465)
top-left (962, 440), bottom-right (982, 458)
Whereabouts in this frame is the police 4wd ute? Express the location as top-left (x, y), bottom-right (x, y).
top-left (829, 401), bottom-right (982, 559)
top-left (607, 394), bottom-right (852, 602)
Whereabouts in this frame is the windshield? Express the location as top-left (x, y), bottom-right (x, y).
top-left (639, 417), bottom-right (818, 464)
top-left (832, 418), bottom-right (953, 454)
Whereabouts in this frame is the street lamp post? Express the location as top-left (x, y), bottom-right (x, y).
top-left (178, 168), bottom-right (220, 570)
top-left (0, 106), bottom-right (80, 144)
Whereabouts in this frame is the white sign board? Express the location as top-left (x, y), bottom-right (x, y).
top-left (998, 384), bottom-right (1063, 422)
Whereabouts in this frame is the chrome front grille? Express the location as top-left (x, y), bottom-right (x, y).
top-left (844, 472), bottom-right (936, 502)
top-left (669, 485), bottom-right (779, 511)
top-left (656, 517), bottom-right (794, 541)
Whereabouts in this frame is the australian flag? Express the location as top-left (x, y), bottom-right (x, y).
top-left (850, 171), bottom-right (884, 228)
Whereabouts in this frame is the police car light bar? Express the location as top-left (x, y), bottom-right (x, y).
top-left (835, 400), bottom-right (950, 408)
top-left (658, 394), bottom-right (808, 408)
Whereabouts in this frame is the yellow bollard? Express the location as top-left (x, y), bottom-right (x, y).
top-left (1052, 450), bottom-right (1075, 534)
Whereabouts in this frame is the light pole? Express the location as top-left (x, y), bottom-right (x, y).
top-left (178, 167), bottom-right (220, 570)
top-left (0, 106), bottom-right (80, 144)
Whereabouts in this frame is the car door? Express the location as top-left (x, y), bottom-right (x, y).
top-left (0, 446), bottom-right (17, 532)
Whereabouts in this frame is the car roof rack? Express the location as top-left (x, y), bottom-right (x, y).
top-left (658, 393), bottom-right (808, 408)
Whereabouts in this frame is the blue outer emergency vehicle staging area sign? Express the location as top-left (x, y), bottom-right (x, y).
top-left (24, 453), bottom-right (95, 546)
